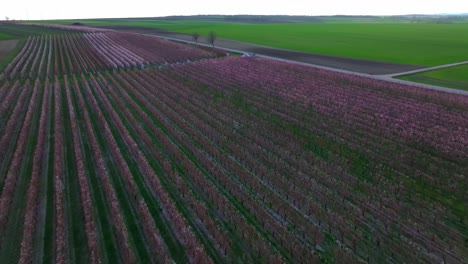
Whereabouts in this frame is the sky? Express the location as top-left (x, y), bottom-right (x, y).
top-left (1, 0), bottom-right (467, 20)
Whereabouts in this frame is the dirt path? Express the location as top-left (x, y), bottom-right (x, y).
top-left (384, 60), bottom-right (468, 77)
top-left (101, 26), bottom-right (424, 75)
top-left (156, 35), bottom-right (468, 95)
top-left (0, 39), bottom-right (19, 62)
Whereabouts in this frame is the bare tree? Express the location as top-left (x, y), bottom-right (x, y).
top-left (208, 31), bottom-right (216, 47)
top-left (5, 16), bottom-right (9, 21)
top-left (192, 32), bottom-right (200, 44)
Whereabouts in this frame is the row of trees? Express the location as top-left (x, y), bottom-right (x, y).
top-left (0, 30), bottom-right (465, 263)
top-left (0, 32), bottom-right (219, 81)
top-left (192, 31), bottom-right (217, 47)
top-left (168, 57), bottom-right (466, 263)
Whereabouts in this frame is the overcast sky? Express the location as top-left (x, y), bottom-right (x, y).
top-left (2, 0), bottom-right (466, 20)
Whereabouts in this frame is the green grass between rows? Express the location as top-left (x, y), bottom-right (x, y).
top-left (0, 32), bottom-right (14, 40)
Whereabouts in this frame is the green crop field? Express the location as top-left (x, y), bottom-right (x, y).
top-left (398, 64), bottom-right (468, 91)
top-left (0, 33), bottom-right (14, 40)
top-left (37, 18), bottom-right (468, 66)
top-left (0, 24), bottom-right (72, 40)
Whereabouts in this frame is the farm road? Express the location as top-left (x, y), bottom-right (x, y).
top-left (101, 26), bottom-right (424, 75)
top-left (153, 35), bottom-right (468, 95)
top-left (153, 34), bottom-right (468, 95)
top-left (385, 60), bottom-right (468, 77)
top-left (96, 26), bottom-right (468, 95)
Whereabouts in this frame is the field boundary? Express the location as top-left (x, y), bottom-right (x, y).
top-left (130, 31), bottom-right (423, 75)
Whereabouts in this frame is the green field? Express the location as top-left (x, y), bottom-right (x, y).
top-left (0, 32), bottom-right (14, 40)
top-left (0, 24), bottom-right (72, 40)
top-left (36, 18), bottom-right (468, 66)
top-left (398, 64), bottom-right (468, 91)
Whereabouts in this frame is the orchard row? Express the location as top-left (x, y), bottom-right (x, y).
top-left (0, 32), bottom-right (217, 80)
top-left (0, 34), bottom-right (466, 263)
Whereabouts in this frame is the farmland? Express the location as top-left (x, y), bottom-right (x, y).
top-left (39, 18), bottom-right (468, 66)
top-left (0, 24), bottom-right (72, 40)
top-left (399, 64), bottom-right (468, 91)
top-left (0, 40), bottom-right (20, 70)
top-left (0, 23), bottom-right (79, 72)
top-left (0, 24), bottom-right (467, 264)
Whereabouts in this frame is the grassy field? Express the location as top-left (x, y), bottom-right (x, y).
top-left (0, 33), bottom-right (14, 40)
top-left (398, 64), bottom-right (468, 91)
top-left (0, 24), bottom-right (72, 40)
top-left (36, 18), bottom-right (468, 66)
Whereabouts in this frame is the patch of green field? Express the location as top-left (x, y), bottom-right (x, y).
top-left (35, 19), bottom-right (468, 66)
top-left (0, 32), bottom-right (14, 40)
top-left (398, 64), bottom-right (468, 91)
top-left (0, 24), bottom-right (71, 39)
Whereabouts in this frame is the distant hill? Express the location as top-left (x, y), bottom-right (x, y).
top-left (148, 15), bottom-right (323, 23)
top-left (145, 14), bottom-right (468, 24)
top-left (65, 14), bottom-right (468, 25)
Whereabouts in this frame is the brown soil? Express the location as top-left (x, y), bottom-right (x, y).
top-left (101, 26), bottom-right (425, 75)
top-left (0, 39), bottom-right (19, 62)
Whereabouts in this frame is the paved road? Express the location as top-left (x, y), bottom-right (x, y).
top-left (102, 26), bottom-right (424, 75)
top-left (150, 34), bottom-right (468, 96)
top-left (385, 61), bottom-right (468, 77)
top-left (98, 26), bottom-right (468, 95)
top-left (154, 32), bottom-right (425, 75)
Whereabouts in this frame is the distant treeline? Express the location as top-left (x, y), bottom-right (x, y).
top-left (135, 14), bottom-right (468, 24)
top-left (149, 15), bottom-right (323, 23)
